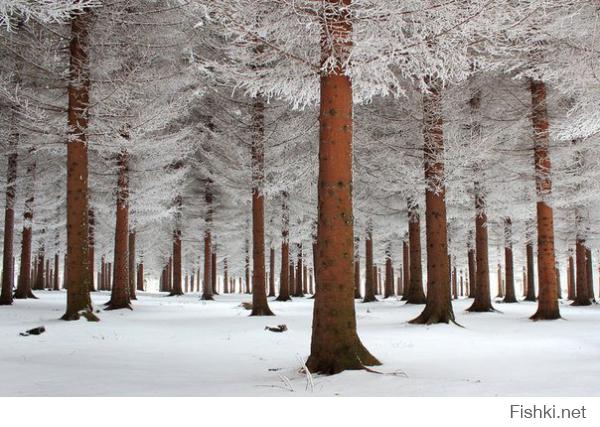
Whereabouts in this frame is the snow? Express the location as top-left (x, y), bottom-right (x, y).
top-left (1, 291), bottom-right (599, 396)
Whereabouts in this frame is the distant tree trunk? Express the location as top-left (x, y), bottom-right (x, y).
top-left (267, 247), bottom-right (275, 297)
top-left (353, 237), bottom-right (361, 299)
top-left (170, 226), bottom-right (184, 296)
top-left (53, 254), bottom-right (59, 291)
top-left (503, 218), bottom-right (517, 303)
top-left (303, 265), bottom-right (308, 295)
top-left (250, 96), bottom-right (273, 316)
top-left (100, 256), bottom-right (105, 291)
top-left (106, 150), bottom-right (131, 310)
top-left (211, 250), bottom-right (217, 294)
top-left (276, 193), bottom-right (291, 301)
top-left (223, 258), bottom-right (229, 294)
top-left (137, 262), bottom-right (144, 292)
top-left (525, 238), bottom-right (536, 302)
top-left (468, 181), bottom-right (494, 312)
top-left (201, 182), bottom-right (214, 301)
top-left (405, 200), bottom-right (426, 304)
top-left (63, 9), bottom-right (95, 320)
top-left (451, 266), bottom-right (457, 300)
top-left (556, 265), bottom-right (562, 299)
top-left (88, 208), bottom-right (95, 292)
top-left (467, 232), bottom-right (476, 299)
top-left (572, 238), bottom-right (590, 305)
top-left (245, 247), bottom-right (251, 294)
top-left (567, 254), bottom-right (575, 300)
top-left (585, 247), bottom-right (595, 302)
top-left (529, 79), bottom-right (560, 320)
top-left (496, 264), bottom-right (503, 298)
top-left (411, 83), bottom-right (455, 325)
top-left (363, 225), bottom-right (377, 302)
top-left (0, 132), bottom-right (17, 305)
top-left (35, 246), bottom-right (45, 291)
top-left (128, 230), bottom-right (136, 299)
top-left (14, 157), bottom-right (36, 299)
top-left (309, 270), bottom-right (314, 294)
top-left (401, 239), bottom-right (409, 297)
top-left (293, 243), bottom-right (304, 297)
top-left (384, 244), bottom-right (394, 298)
top-left (307, 4), bottom-right (380, 372)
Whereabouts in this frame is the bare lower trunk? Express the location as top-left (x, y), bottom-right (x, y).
top-left (384, 245), bottom-right (394, 298)
top-left (572, 238), bottom-right (590, 305)
top-left (529, 79), bottom-right (560, 320)
top-left (276, 197), bottom-right (291, 301)
top-left (293, 243), bottom-right (305, 297)
top-left (503, 218), bottom-right (517, 303)
top-left (363, 226), bottom-right (377, 302)
top-left (201, 182), bottom-right (214, 301)
top-left (405, 200), bottom-right (426, 304)
top-left (567, 255), bottom-right (575, 300)
top-left (307, 15), bottom-right (379, 371)
top-left (128, 230), bottom-right (137, 299)
top-left (0, 137), bottom-right (17, 305)
top-left (63, 9), bottom-right (95, 320)
top-left (88, 208), bottom-right (95, 291)
top-left (586, 248), bottom-right (595, 302)
top-left (14, 158), bottom-right (36, 299)
top-left (411, 83), bottom-right (454, 325)
top-left (169, 227), bottom-right (184, 296)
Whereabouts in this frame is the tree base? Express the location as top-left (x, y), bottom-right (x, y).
top-left (200, 294), bottom-right (214, 301)
top-left (410, 305), bottom-right (457, 325)
top-left (105, 303), bottom-right (133, 311)
top-left (167, 291), bottom-right (184, 297)
top-left (306, 341), bottom-right (381, 375)
top-left (466, 302), bottom-right (495, 312)
top-left (524, 296), bottom-right (537, 302)
top-left (571, 299), bottom-right (592, 307)
top-left (13, 290), bottom-right (38, 300)
top-left (501, 297), bottom-right (518, 303)
top-left (275, 295), bottom-right (292, 302)
top-left (530, 310), bottom-right (561, 320)
top-left (362, 295), bottom-right (378, 303)
top-left (61, 309), bottom-right (100, 322)
top-left (250, 306), bottom-right (274, 316)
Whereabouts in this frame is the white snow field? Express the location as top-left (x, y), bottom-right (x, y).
top-left (0, 291), bottom-right (599, 396)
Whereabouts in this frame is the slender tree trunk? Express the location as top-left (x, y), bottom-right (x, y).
top-left (106, 150), bottom-right (131, 310)
top-left (307, 5), bottom-right (379, 372)
top-left (201, 182), bottom-right (214, 300)
top-left (451, 266), bottom-right (457, 300)
top-left (585, 247), bottom-right (595, 302)
top-left (293, 243), bottom-right (305, 297)
top-left (411, 83), bottom-right (455, 324)
top-left (63, 9), bottom-right (95, 320)
top-left (223, 258), bottom-right (229, 294)
top-left (250, 96), bottom-right (273, 316)
top-left (0, 133), bottom-right (17, 305)
top-left (53, 254), bottom-right (59, 291)
top-left (567, 254), bottom-right (575, 300)
top-left (211, 250), bottom-right (217, 294)
top-left (276, 193), bottom-right (291, 301)
top-left (354, 237), bottom-right (361, 299)
top-left (405, 200), bottom-right (426, 304)
top-left (525, 240), bottom-right (536, 301)
top-left (14, 157), bottom-right (36, 299)
top-left (384, 244), bottom-right (394, 298)
top-left (128, 230), bottom-right (137, 299)
top-left (363, 225), bottom-right (377, 302)
top-left (529, 79), bottom-right (560, 320)
top-left (467, 235), bottom-right (476, 298)
top-left (503, 218), bottom-right (517, 303)
top-left (401, 239), bottom-right (409, 297)
top-left (267, 247), bottom-right (276, 297)
top-left (35, 246), bottom-right (44, 291)
top-left (468, 181), bottom-right (494, 312)
top-left (137, 262), bottom-right (144, 292)
top-left (170, 227), bottom-right (184, 296)
top-left (572, 238), bottom-right (590, 305)
top-left (88, 208), bottom-right (95, 292)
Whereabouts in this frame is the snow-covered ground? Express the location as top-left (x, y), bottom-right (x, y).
top-left (1, 291), bottom-right (599, 396)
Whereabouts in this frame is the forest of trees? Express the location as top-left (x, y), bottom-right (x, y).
top-left (2, 0), bottom-right (600, 376)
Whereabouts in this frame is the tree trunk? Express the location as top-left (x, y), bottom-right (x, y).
top-left (468, 181), bottom-right (494, 312)
top-left (405, 200), bottom-right (426, 304)
top-left (572, 238), bottom-right (590, 305)
top-left (293, 243), bottom-right (304, 297)
top-left (567, 254), bottom-right (575, 300)
top-left (525, 240), bottom-right (536, 301)
top-left (63, 9), bottom-right (95, 320)
top-left (35, 246), bottom-right (44, 291)
top-left (353, 240), bottom-right (361, 299)
top-left (401, 239), bottom-right (409, 297)
top-left (384, 245), bottom-right (394, 298)
top-left (0, 133), bottom-right (17, 305)
top-left (250, 96), bottom-right (273, 316)
top-left (88, 208), bottom-right (95, 291)
top-left (467, 235), bottom-right (476, 298)
top-left (410, 83), bottom-right (455, 325)
top-left (585, 247), bottom-right (595, 302)
top-left (529, 79), bottom-right (560, 320)
top-left (137, 262), bottom-right (144, 292)
top-left (128, 230), bottom-right (137, 299)
top-left (267, 247), bottom-right (275, 297)
top-left (363, 225), bottom-right (377, 302)
top-left (201, 182), bottom-right (214, 300)
top-left (14, 157), bottom-right (36, 299)
top-left (307, 7), bottom-right (379, 372)
top-left (276, 193), bottom-right (291, 301)
top-left (53, 254), bottom-right (59, 291)
top-left (223, 258), bottom-right (229, 294)
top-left (106, 150), bottom-right (131, 310)
top-left (503, 218), bottom-right (517, 303)
top-left (211, 250), bottom-right (217, 294)
top-left (169, 226), bottom-right (184, 296)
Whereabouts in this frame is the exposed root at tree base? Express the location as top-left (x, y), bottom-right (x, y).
top-left (200, 295), bottom-right (214, 301)
top-left (61, 309), bottom-right (100, 322)
top-left (306, 346), bottom-right (381, 375)
top-left (105, 303), bottom-right (133, 311)
top-left (250, 307), bottom-right (275, 316)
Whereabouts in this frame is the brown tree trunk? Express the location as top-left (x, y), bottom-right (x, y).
top-left (268, 247), bottom-right (275, 297)
top-left (293, 243), bottom-right (304, 297)
top-left (63, 9), bottom-right (95, 320)
top-left (223, 258), bottom-right (229, 294)
top-left (567, 254), bottom-right (575, 300)
top-left (137, 262), bottom-right (144, 292)
top-left (276, 193), bottom-right (291, 301)
top-left (169, 226), bottom-right (184, 296)
top-left (451, 265), bottom-right (457, 300)
top-left (201, 182), bottom-right (214, 300)
top-left (88, 208), bottom-right (95, 292)
top-left (363, 225), bottom-right (377, 302)
top-left (211, 250), bottom-right (217, 294)
top-left (14, 157), bottom-right (36, 299)
top-left (35, 246), bottom-right (44, 291)
top-left (585, 247), bottom-right (595, 302)
top-left (401, 239), bottom-right (409, 296)
top-left (503, 218), bottom-right (517, 303)
top-left (0, 134), bottom-right (17, 305)
top-left (468, 181), bottom-right (494, 312)
top-left (411, 83), bottom-right (455, 324)
top-left (467, 237), bottom-right (476, 298)
top-left (384, 244), bottom-right (394, 298)
top-left (405, 200), bottom-right (426, 304)
top-left (128, 230), bottom-right (137, 299)
top-left (307, 6), bottom-right (379, 372)
top-left (250, 97), bottom-right (273, 316)
top-left (53, 253), bottom-right (59, 291)
top-left (572, 238), bottom-right (590, 305)
top-left (354, 241), bottom-right (361, 299)
top-left (106, 150), bottom-right (131, 310)
top-left (529, 79), bottom-right (560, 320)
top-left (525, 240), bottom-right (536, 301)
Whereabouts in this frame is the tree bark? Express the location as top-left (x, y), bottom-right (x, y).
top-left (128, 230), bottom-right (137, 299)
top-left (14, 157), bottom-right (36, 299)
top-left (293, 243), bottom-right (304, 297)
top-left (384, 244), bottom-right (394, 298)
top-left (169, 226), bottom-right (184, 296)
top-left (468, 181), bottom-right (494, 312)
top-left (211, 250), bottom-right (217, 294)
top-left (276, 193), bottom-right (291, 301)
top-left (405, 200), bottom-right (426, 304)
top-left (0, 131), bottom-right (17, 305)
top-left (307, 3), bottom-right (379, 372)
top-left (572, 238), bottom-right (590, 305)
top-left (137, 262), bottom-right (144, 292)
top-left (529, 79), bottom-right (560, 320)
top-left (88, 208), bottom-right (95, 291)
top-left (201, 182), bottom-right (214, 300)
top-left (467, 234), bottom-right (476, 298)
top-left (106, 150), bottom-right (131, 310)
top-left (525, 240), bottom-right (536, 301)
top-left (503, 218), bottom-right (517, 303)
top-left (401, 239), bottom-right (409, 297)
top-left (362, 225), bottom-right (377, 302)
top-left (567, 254), bottom-right (575, 300)
top-left (353, 237), bottom-right (361, 299)
top-left (250, 96), bottom-right (273, 316)
top-left (63, 9), bottom-right (95, 320)
top-left (410, 83), bottom-right (455, 324)
top-left (585, 247), bottom-right (595, 302)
